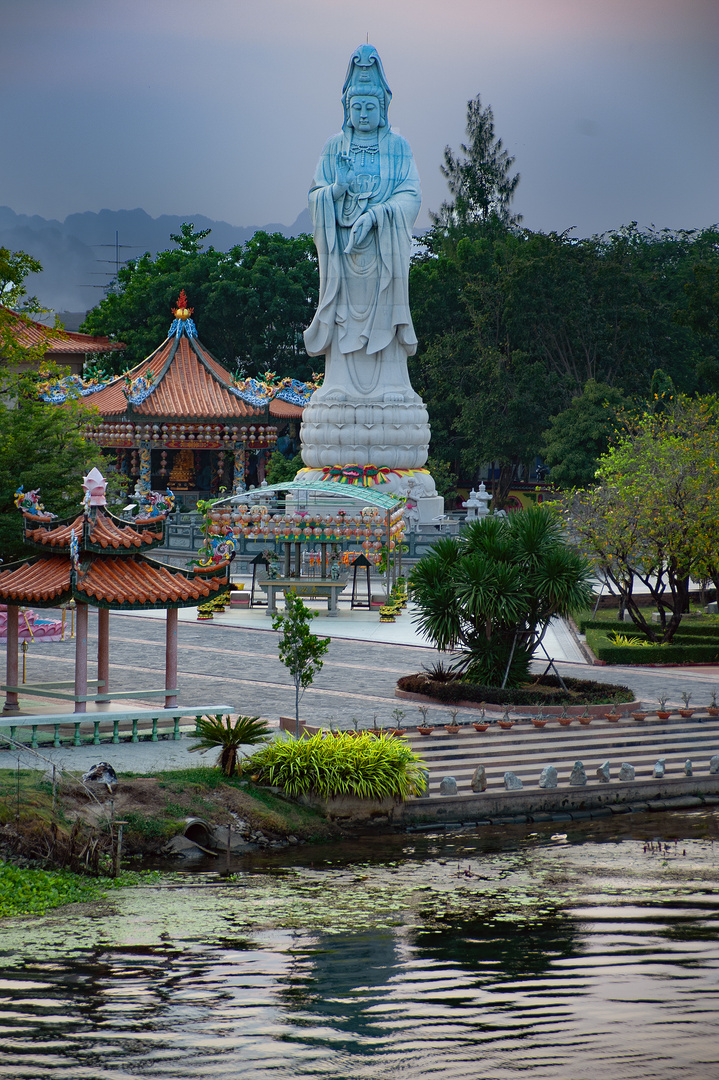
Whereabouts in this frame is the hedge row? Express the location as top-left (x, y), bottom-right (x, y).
top-left (397, 673), bottom-right (633, 706)
top-left (577, 614), bottom-right (719, 637)
top-left (585, 629), bottom-right (719, 665)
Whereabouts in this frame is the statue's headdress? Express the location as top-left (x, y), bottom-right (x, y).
top-left (341, 44), bottom-right (392, 129)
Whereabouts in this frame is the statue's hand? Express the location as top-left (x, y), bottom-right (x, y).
top-left (334, 152), bottom-right (354, 192)
top-left (344, 212), bottom-right (374, 254)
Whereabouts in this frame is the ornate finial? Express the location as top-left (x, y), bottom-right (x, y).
top-left (173, 290), bottom-right (194, 320)
top-left (168, 289), bottom-right (198, 338)
top-left (82, 467), bottom-right (107, 508)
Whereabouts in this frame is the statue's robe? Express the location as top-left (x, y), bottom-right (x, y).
top-left (304, 126), bottom-right (421, 400)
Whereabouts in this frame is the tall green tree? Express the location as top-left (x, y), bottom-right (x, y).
top-left (81, 228), bottom-right (319, 379)
top-left (0, 367), bottom-right (110, 561)
top-left (542, 380), bottom-right (628, 488)
top-left (565, 396), bottom-right (719, 643)
top-left (431, 94), bottom-right (521, 232)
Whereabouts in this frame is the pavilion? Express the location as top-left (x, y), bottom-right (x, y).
top-left (37, 292), bottom-right (316, 500)
top-left (0, 469), bottom-right (228, 715)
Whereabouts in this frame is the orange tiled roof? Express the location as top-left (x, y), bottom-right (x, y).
top-left (88, 334), bottom-right (263, 420)
top-left (269, 398), bottom-right (304, 419)
top-left (0, 307), bottom-right (125, 355)
top-left (0, 556), bottom-right (72, 604)
top-left (76, 556), bottom-right (226, 606)
top-left (24, 511), bottom-right (164, 551)
top-left (0, 553), bottom-right (226, 609)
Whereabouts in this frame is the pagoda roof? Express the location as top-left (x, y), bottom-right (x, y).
top-left (87, 317), bottom-right (263, 422)
top-left (2, 468), bottom-right (228, 610)
top-left (0, 553), bottom-right (227, 610)
top-left (23, 509), bottom-right (165, 553)
top-left (0, 307), bottom-right (125, 356)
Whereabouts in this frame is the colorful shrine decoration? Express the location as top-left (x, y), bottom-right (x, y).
top-left (136, 489), bottom-right (176, 520)
top-left (37, 373), bottom-right (113, 404)
top-left (303, 465), bottom-right (433, 489)
top-left (230, 369), bottom-right (323, 408)
top-left (168, 290), bottom-right (198, 339)
top-left (123, 371), bottom-right (156, 406)
top-left (13, 487), bottom-right (55, 520)
top-left (200, 500), bottom-right (406, 559)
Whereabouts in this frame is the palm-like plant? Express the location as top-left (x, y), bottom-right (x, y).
top-left (410, 506), bottom-right (594, 688)
top-left (189, 714), bottom-right (272, 777)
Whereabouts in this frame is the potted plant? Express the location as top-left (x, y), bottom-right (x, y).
top-left (655, 694), bottom-right (671, 720)
top-left (558, 705), bottom-right (573, 727)
top-left (445, 708), bottom-right (461, 735)
top-left (531, 705), bottom-right (548, 729)
top-left (473, 706), bottom-right (490, 733)
top-left (707, 691), bottom-right (719, 717)
top-left (631, 705), bottom-right (647, 721)
top-left (388, 707), bottom-right (406, 737)
top-left (679, 691), bottom-right (694, 718)
top-left (416, 704), bottom-right (434, 736)
top-left (497, 705), bottom-right (515, 730)
top-left (578, 705), bottom-right (593, 726)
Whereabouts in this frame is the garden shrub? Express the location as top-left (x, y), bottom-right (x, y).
top-left (245, 731), bottom-right (427, 800)
top-left (397, 672), bottom-right (633, 706)
top-left (585, 629), bottom-right (719, 665)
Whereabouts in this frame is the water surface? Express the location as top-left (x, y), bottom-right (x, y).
top-left (1, 813), bottom-right (718, 1079)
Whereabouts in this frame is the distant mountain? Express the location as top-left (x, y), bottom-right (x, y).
top-left (0, 206), bottom-right (312, 315)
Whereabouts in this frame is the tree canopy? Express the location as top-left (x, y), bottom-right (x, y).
top-left (430, 94), bottom-right (521, 232)
top-left (0, 367), bottom-right (111, 561)
top-left (81, 227), bottom-right (319, 380)
top-left (410, 223), bottom-right (719, 498)
top-left (564, 395), bottom-right (719, 643)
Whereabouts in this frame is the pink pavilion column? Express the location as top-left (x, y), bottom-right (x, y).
top-left (3, 604), bottom-right (20, 714)
top-left (165, 607), bottom-right (178, 708)
top-left (97, 607), bottom-right (110, 702)
top-left (74, 602), bottom-right (89, 714)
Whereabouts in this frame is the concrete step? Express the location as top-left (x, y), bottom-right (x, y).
top-left (401, 720), bottom-right (719, 795)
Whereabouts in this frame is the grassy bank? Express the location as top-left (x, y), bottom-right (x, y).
top-left (0, 766), bottom-right (338, 871)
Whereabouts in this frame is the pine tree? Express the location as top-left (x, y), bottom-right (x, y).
top-left (431, 95), bottom-right (521, 230)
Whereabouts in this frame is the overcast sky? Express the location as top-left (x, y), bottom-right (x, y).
top-left (1, 0), bottom-right (717, 236)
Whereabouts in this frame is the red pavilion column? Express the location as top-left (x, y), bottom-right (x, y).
top-left (97, 607), bottom-right (110, 702)
top-left (74, 602), bottom-right (89, 714)
top-left (165, 607), bottom-right (178, 708)
top-left (3, 604), bottom-right (20, 714)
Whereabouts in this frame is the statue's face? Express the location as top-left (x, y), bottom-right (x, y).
top-left (349, 95), bottom-right (381, 134)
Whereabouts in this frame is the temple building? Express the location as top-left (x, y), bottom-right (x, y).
top-left (0, 305), bottom-right (125, 375)
top-left (38, 293), bottom-right (317, 501)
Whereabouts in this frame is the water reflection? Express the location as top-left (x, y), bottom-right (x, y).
top-left (0, 814), bottom-right (717, 1078)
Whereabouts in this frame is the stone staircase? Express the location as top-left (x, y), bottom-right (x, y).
top-left (401, 715), bottom-right (719, 796)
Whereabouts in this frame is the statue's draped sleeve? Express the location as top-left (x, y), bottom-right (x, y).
top-left (304, 129), bottom-right (421, 358)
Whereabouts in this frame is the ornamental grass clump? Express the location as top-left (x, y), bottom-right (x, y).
top-left (246, 731), bottom-right (427, 800)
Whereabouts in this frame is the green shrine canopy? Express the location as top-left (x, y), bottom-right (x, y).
top-left (215, 479), bottom-right (403, 511)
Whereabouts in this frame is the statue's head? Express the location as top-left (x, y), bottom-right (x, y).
top-left (341, 44), bottom-right (391, 130)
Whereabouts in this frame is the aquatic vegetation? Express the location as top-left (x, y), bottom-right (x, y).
top-left (246, 730), bottom-right (427, 799)
top-left (0, 862), bottom-right (146, 918)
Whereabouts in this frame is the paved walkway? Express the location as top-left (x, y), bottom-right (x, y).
top-left (3, 604), bottom-right (719, 775)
